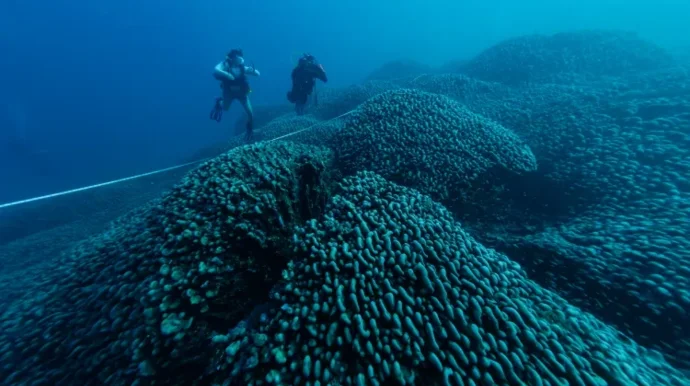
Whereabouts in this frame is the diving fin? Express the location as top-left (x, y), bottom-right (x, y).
top-left (210, 97), bottom-right (223, 122)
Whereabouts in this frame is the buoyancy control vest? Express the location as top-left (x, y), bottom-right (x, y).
top-left (222, 63), bottom-right (251, 96)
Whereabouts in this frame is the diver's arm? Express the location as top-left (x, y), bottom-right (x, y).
top-left (244, 66), bottom-right (260, 76)
top-left (308, 64), bottom-right (328, 82)
top-left (213, 62), bottom-right (234, 81)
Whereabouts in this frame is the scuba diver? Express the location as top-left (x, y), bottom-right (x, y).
top-left (287, 53), bottom-right (327, 115)
top-left (210, 48), bottom-right (260, 140)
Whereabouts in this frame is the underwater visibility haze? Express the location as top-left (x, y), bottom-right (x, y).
top-left (1, 0), bottom-right (690, 385)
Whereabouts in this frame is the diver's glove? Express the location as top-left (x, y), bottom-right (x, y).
top-left (210, 97), bottom-right (223, 122)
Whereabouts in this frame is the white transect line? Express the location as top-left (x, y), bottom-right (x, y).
top-left (267, 109), bottom-right (357, 143)
top-left (0, 159), bottom-right (209, 210)
top-left (0, 109), bottom-right (358, 210)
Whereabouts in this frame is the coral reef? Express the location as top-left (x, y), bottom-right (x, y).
top-left (215, 172), bottom-right (687, 385)
top-left (2, 28), bottom-right (689, 385)
top-left (483, 195), bottom-right (690, 370)
top-left (461, 30), bottom-right (675, 85)
top-left (0, 142), bottom-right (333, 385)
top-left (333, 89), bottom-right (537, 211)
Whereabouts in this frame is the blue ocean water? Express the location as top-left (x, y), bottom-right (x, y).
top-left (1, 0), bottom-right (690, 385)
top-left (1, 0), bottom-right (688, 203)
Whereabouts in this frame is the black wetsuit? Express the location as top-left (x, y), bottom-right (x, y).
top-left (287, 61), bottom-right (327, 115)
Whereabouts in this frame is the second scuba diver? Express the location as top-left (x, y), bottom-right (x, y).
top-left (210, 48), bottom-right (260, 140)
top-left (287, 54), bottom-right (327, 115)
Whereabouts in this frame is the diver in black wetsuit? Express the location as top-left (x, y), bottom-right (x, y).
top-left (287, 54), bottom-right (328, 115)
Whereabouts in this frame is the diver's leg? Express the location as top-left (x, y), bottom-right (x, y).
top-left (240, 96), bottom-right (253, 123)
top-left (297, 93), bottom-right (308, 115)
top-left (240, 96), bottom-right (254, 140)
top-left (221, 88), bottom-right (234, 111)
